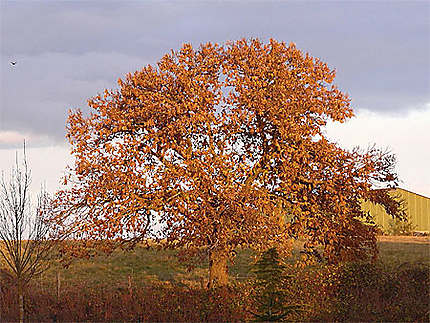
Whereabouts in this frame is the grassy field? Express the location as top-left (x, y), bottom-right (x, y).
top-left (377, 239), bottom-right (429, 266)
top-left (35, 236), bottom-right (429, 290)
top-left (1, 236), bottom-right (428, 322)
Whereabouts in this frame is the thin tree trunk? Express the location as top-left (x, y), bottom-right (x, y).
top-left (18, 280), bottom-right (24, 323)
top-left (208, 249), bottom-right (228, 288)
top-left (0, 283), bottom-right (2, 322)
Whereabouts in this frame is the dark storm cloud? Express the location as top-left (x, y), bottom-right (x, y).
top-left (1, 1), bottom-right (429, 145)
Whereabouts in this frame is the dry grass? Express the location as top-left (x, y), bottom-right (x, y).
top-left (377, 235), bottom-right (430, 244)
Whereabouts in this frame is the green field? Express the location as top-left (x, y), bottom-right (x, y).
top-left (39, 238), bottom-right (429, 289)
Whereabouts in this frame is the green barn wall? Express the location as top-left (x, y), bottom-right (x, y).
top-left (361, 188), bottom-right (430, 232)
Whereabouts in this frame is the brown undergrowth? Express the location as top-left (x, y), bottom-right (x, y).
top-left (1, 260), bottom-right (428, 322)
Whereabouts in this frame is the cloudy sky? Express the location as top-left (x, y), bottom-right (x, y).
top-left (0, 0), bottom-right (429, 197)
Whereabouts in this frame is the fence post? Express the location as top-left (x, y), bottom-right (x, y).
top-left (128, 275), bottom-right (133, 296)
top-left (56, 271), bottom-right (61, 301)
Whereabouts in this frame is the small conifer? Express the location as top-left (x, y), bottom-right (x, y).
top-left (250, 248), bottom-right (301, 321)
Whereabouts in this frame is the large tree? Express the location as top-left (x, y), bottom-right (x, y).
top-left (57, 39), bottom-right (403, 287)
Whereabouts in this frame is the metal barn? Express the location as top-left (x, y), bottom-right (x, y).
top-left (361, 188), bottom-right (430, 233)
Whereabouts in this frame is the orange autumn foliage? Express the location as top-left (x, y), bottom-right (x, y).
top-left (55, 39), bottom-right (404, 286)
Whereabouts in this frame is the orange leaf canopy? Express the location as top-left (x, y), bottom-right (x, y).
top-left (58, 39), bottom-right (403, 263)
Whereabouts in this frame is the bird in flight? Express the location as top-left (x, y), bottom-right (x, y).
top-left (10, 61), bottom-right (17, 66)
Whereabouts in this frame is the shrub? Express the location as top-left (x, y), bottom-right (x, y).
top-left (385, 215), bottom-right (416, 236)
top-left (0, 279), bottom-right (251, 322)
top-left (318, 261), bottom-right (430, 322)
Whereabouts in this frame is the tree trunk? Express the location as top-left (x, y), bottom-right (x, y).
top-left (18, 280), bottom-right (24, 323)
top-left (208, 249), bottom-right (228, 288)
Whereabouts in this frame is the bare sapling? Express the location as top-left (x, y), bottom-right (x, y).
top-left (0, 146), bottom-right (65, 323)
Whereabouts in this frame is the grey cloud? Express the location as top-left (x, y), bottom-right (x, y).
top-left (1, 1), bottom-right (180, 57)
top-left (1, 1), bottom-right (429, 147)
top-left (1, 52), bottom-right (149, 139)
